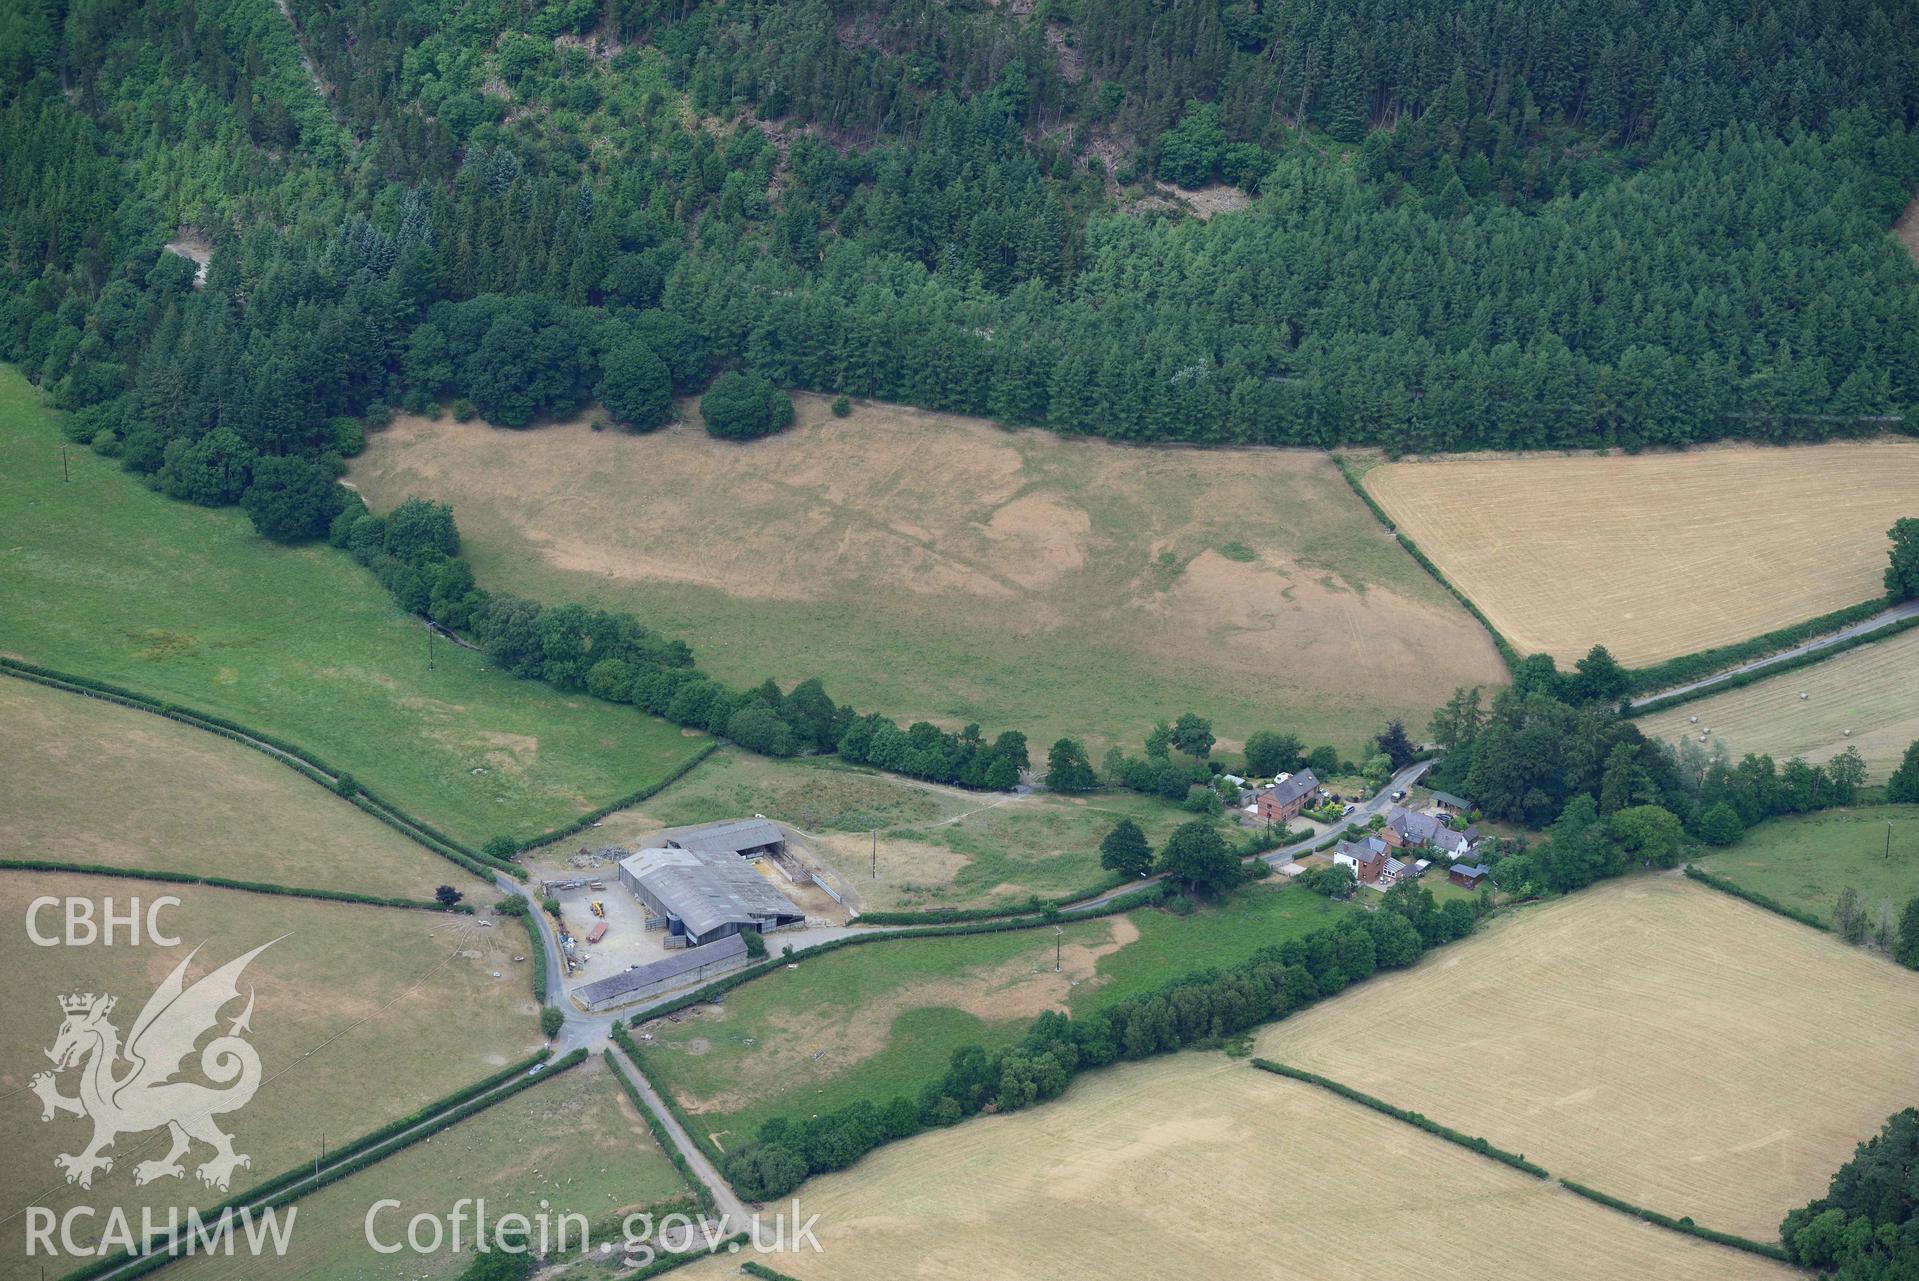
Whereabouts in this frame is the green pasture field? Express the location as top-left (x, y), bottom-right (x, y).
top-left (639, 883), bottom-right (1354, 1148)
top-left (1693, 805), bottom-right (1919, 927)
top-left (0, 365), bottom-right (708, 845)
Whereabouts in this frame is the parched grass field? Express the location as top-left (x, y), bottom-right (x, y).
top-left (1364, 442), bottom-right (1919, 665)
top-left (0, 365), bottom-right (709, 845)
top-left (1256, 876), bottom-right (1919, 1240)
top-left (639, 884), bottom-right (1350, 1147)
top-left (673, 1053), bottom-right (1790, 1281)
top-left (1693, 805), bottom-right (1919, 927)
top-left (1636, 626), bottom-right (1919, 777)
top-left (0, 872), bottom-right (535, 1279)
top-left (350, 395), bottom-right (1505, 754)
top-left (161, 1057), bottom-right (691, 1281)
top-left (0, 676), bottom-right (496, 899)
top-left (591, 748), bottom-right (1227, 911)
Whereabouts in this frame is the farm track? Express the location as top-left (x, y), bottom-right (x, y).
top-left (1627, 598), bottom-right (1919, 709)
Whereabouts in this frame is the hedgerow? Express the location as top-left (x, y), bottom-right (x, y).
top-left (1681, 864), bottom-right (1831, 931)
top-left (1626, 597), bottom-right (1899, 697)
top-left (1331, 456), bottom-right (1520, 672)
top-left (0, 858), bottom-right (470, 912)
top-left (62, 1049), bottom-right (561, 1281)
top-left (1249, 1060), bottom-right (1549, 1178)
top-left (1555, 1179), bottom-right (1792, 1261)
top-left (0, 658), bottom-right (521, 881)
top-left (603, 1050), bottom-right (717, 1218)
top-left (1630, 612), bottom-right (1919, 714)
top-left (686, 889), bottom-right (1472, 1202)
top-left (517, 741), bottom-right (721, 851)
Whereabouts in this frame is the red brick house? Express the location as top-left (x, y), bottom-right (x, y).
top-left (1255, 770), bottom-right (1320, 824)
top-left (1334, 837), bottom-right (1389, 884)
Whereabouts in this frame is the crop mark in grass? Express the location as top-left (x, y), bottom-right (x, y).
top-left (127, 627), bottom-right (194, 659)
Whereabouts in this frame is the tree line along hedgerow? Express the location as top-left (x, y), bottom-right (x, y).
top-left (657, 882), bottom-right (1480, 1201)
top-left (1554, 1178), bottom-right (1792, 1262)
top-left (0, 858), bottom-right (473, 913)
top-left (0, 659), bottom-right (522, 881)
top-left (602, 1050), bottom-right (717, 1219)
top-left (59, 1049), bottom-right (562, 1281)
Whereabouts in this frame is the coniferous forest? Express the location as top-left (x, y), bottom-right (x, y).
top-left (3, 0), bottom-right (1919, 549)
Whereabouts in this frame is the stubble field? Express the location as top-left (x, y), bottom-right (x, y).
top-left (349, 395), bottom-right (1506, 754)
top-left (1255, 876), bottom-right (1919, 1240)
top-left (1635, 626), bottom-right (1919, 776)
top-left (1364, 442), bottom-right (1919, 665)
top-left (670, 1053), bottom-right (1790, 1281)
top-left (0, 676), bottom-right (497, 900)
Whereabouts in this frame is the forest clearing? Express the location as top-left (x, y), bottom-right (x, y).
top-left (1364, 443), bottom-right (1919, 665)
top-left (349, 394), bottom-right (1506, 754)
top-left (1255, 876), bottom-right (1919, 1240)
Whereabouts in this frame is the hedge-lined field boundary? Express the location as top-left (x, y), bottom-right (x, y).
top-left (62, 1049), bottom-right (563, 1281)
top-left (1682, 864), bottom-right (1830, 931)
top-left (613, 1025), bottom-right (732, 1175)
top-left (0, 857), bottom-right (471, 913)
top-left (1332, 455), bottom-right (1521, 672)
top-left (511, 904), bottom-right (551, 1001)
top-left (857, 874), bottom-right (1134, 924)
top-left (629, 1234), bottom-right (750, 1279)
top-left (603, 1049), bottom-right (717, 1218)
top-left (0, 657), bottom-right (525, 882)
top-left (1630, 612), bottom-right (1919, 716)
top-left (1249, 1060), bottom-right (1550, 1178)
top-left (624, 883), bottom-right (1167, 1028)
top-left (517, 740), bottom-right (722, 851)
top-left (1626, 598), bottom-right (1900, 697)
top-left (1555, 1178), bottom-right (1794, 1262)
top-left (741, 1262), bottom-right (804, 1280)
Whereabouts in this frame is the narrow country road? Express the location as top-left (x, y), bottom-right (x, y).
top-left (1626, 599), bottom-right (1919, 710)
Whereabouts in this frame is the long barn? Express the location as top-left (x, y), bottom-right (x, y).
top-left (617, 843), bottom-right (806, 947)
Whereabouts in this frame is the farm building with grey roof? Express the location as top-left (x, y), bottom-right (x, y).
top-left (617, 843), bottom-right (806, 947)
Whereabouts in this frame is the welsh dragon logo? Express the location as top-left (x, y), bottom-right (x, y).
top-left (31, 941), bottom-right (278, 1192)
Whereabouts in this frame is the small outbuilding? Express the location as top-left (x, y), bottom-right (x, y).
top-left (573, 935), bottom-right (750, 1012)
top-left (1449, 862), bottom-right (1491, 889)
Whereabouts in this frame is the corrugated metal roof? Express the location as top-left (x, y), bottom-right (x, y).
top-left (621, 844), bottom-right (803, 940)
top-left (674, 818), bottom-right (785, 856)
top-left (573, 934), bottom-right (748, 1005)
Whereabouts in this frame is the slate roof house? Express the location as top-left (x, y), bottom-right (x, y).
top-left (1256, 770), bottom-right (1321, 824)
top-left (1382, 806), bottom-right (1480, 858)
top-left (573, 935), bottom-right (749, 1012)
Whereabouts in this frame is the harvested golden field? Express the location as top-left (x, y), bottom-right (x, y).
top-left (0, 873), bottom-right (535, 1280)
top-left (1636, 626), bottom-right (1919, 777)
top-left (1364, 442), bottom-right (1919, 665)
top-left (351, 396), bottom-right (1505, 752)
top-left (1257, 876), bottom-right (1919, 1240)
top-left (669, 1053), bottom-right (1788, 1281)
top-left (0, 676), bottom-right (496, 899)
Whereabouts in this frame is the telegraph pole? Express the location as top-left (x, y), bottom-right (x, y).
top-left (871, 828), bottom-right (877, 879)
top-left (427, 622), bottom-right (435, 670)
top-left (1888, 820), bottom-right (1894, 861)
top-left (61, 446), bottom-right (70, 482)
top-left (1055, 925), bottom-right (1063, 972)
